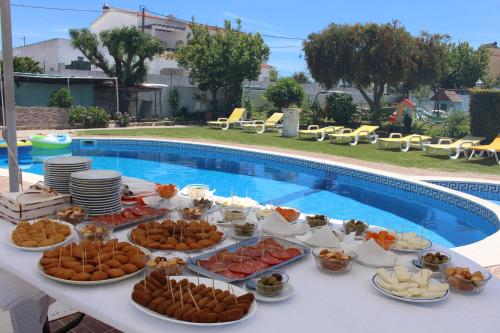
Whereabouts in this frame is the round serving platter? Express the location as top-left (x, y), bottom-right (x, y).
top-left (391, 237), bottom-right (432, 253)
top-left (38, 247), bottom-right (151, 285)
top-left (371, 274), bottom-right (449, 303)
top-left (127, 228), bottom-right (227, 253)
top-left (130, 276), bottom-right (257, 326)
top-left (4, 220), bottom-right (76, 252)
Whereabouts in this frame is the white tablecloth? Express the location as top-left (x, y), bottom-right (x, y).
top-left (1, 220), bottom-right (500, 333)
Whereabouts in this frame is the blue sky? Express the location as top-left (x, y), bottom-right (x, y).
top-left (10, 0), bottom-right (500, 76)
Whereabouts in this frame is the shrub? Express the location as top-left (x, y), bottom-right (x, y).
top-left (114, 112), bottom-right (130, 127)
top-left (264, 78), bottom-right (305, 109)
top-left (325, 93), bottom-right (356, 125)
top-left (469, 89), bottom-right (500, 141)
top-left (69, 106), bottom-right (109, 128)
top-left (442, 111), bottom-right (469, 138)
top-left (48, 87), bottom-right (73, 108)
top-left (168, 88), bottom-right (180, 115)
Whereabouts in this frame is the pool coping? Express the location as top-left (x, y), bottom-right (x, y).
top-left (8, 137), bottom-right (500, 267)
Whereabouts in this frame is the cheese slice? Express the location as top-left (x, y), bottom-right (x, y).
top-left (394, 265), bottom-right (411, 282)
top-left (428, 283), bottom-right (449, 292)
top-left (377, 268), bottom-right (398, 284)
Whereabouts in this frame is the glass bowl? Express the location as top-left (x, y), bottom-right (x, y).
top-left (222, 207), bottom-right (249, 223)
top-left (254, 205), bottom-right (274, 220)
top-left (342, 219), bottom-right (369, 237)
top-left (418, 250), bottom-right (452, 272)
top-left (145, 252), bottom-right (188, 276)
top-left (443, 267), bottom-right (492, 294)
top-left (306, 214), bottom-right (329, 229)
top-left (155, 184), bottom-right (179, 199)
top-left (75, 221), bottom-right (114, 241)
top-left (180, 207), bottom-right (203, 220)
top-left (275, 206), bottom-right (300, 223)
top-left (231, 221), bottom-right (257, 238)
top-left (192, 197), bottom-right (214, 211)
top-left (312, 248), bottom-right (357, 274)
top-left (252, 270), bottom-right (289, 297)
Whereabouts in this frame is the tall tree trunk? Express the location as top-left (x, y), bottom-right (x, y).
top-left (210, 89), bottom-right (218, 118)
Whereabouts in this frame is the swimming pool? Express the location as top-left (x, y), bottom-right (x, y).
top-left (4, 138), bottom-right (499, 248)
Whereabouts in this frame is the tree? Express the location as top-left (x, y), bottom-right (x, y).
top-left (14, 56), bottom-right (42, 73)
top-left (48, 87), bottom-right (73, 108)
top-left (303, 21), bottom-right (448, 123)
top-left (439, 42), bottom-right (490, 89)
top-left (69, 27), bottom-right (165, 86)
top-left (269, 69), bottom-right (278, 82)
top-left (411, 85), bottom-right (432, 107)
top-left (264, 77), bottom-right (305, 109)
top-left (177, 19), bottom-right (269, 114)
top-left (325, 93), bottom-right (356, 125)
top-left (291, 71), bottom-right (310, 84)
top-left (1, 56), bottom-right (42, 73)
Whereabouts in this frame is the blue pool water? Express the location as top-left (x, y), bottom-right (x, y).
top-left (5, 145), bottom-right (498, 248)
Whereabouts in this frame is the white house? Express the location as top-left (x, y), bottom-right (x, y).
top-left (10, 5), bottom-right (273, 82)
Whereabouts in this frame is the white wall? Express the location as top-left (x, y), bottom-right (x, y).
top-left (91, 11), bottom-right (138, 34)
top-left (11, 39), bottom-right (85, 72)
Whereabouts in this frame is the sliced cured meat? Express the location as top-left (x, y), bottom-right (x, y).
top-left (284, 248), bottom-right (302, 258)
top-left (259, 238), bottom-right (284, 248)
top-left (251, 261), bottom-right (269, 270)
top-left (270, 250), bottom-right (294, 260)
top-left (228, 261), bottom-right (264, 275)
top-left (217, 270), bottom-right (248, 279)
top-left (261, 256), bottom-right (283, 265)
top-left (236, 247), bottom-right (265, 258)
top-left (121, 209), bottom-right (135, 220)
top-left (132, 207), bottom-right (147, 217)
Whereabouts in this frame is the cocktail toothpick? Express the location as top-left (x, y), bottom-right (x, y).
top-left (179, 284), bottom-right (184, 308)
top-left (188, 284), bottom-right (200, 311)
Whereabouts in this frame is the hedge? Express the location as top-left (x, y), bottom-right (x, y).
top-left (469, 89), bottom-right (500, 142)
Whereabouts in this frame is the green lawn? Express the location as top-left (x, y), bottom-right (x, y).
top-left (77, 127), bottom-right (500, 175)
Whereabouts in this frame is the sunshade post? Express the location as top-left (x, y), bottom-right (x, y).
top-left (1, 0), bottom-right (20, 192)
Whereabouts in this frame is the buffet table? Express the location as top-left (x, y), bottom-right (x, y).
top-left (1, 219), bottom-right (500, 333)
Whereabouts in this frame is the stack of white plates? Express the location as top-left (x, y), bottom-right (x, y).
top-left (70, 170), bottom-right (122, 215)
top-left (44, 157), bottom-right (92, 193)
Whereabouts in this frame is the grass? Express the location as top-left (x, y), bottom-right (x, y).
top-left (76, 126), bottom-right (500, 176)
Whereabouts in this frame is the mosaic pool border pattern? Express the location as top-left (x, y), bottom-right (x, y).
top-left (424, 180), bottom-right (500, 202)
top-left (73, 138), bottom-right (500, 229)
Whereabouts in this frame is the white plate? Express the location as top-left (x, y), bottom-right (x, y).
top-left (371, 273), bottom-right (449, 303)
top-left (243, 283), bottom-right (295, 303)
top-left (71, 170), bottom-right (121, 180)
top-left (44, 157), bottom-right (91, 164)
top-left (5, 220), bottom-right (76, 252)
top-left (38, 248), bottom-right (150, 285)
top-left (392, 237), bottom-right (432, 253)
top-left (130, 276), bottom-right (257, 326)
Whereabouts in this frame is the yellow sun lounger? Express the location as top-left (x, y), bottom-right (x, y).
top-left (424, 136), bottom-right (484, 159)
top-left (241, 113), bottom-right (283, 133)
top-left (376, 133), bottom-right (432, 152)
top-left (328, 125), bottom-right (379, 146)
top-left (466, 134), bottom-right (500, 164)
top-left (207, 108), bottom-right (246, 130)
top-left (298, 125), bottom-right (344, 141)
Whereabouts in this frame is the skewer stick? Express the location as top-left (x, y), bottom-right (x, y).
top-left (112, 242), bottom-right (115, 261)
top-left (83, 248), bottom-right (86, 273)
top-left (230, 285), bottom-right (238, 304)
top-left (98, 251), bottom-right (102, 271)
top-left (169, 278), bottom-right (175, 301)
top-left (211, 278), bottom-right (217, 304)
top-left (144, 278), bottom-right (147, 294)
top-left (179, 285), bottom-right (184, 308)
top-left (58, 247), bottom-right (62, 268)
top-left (188, 284), bottom-right (200, 311)
top-left (197, 271), bottom-right (200, 285)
